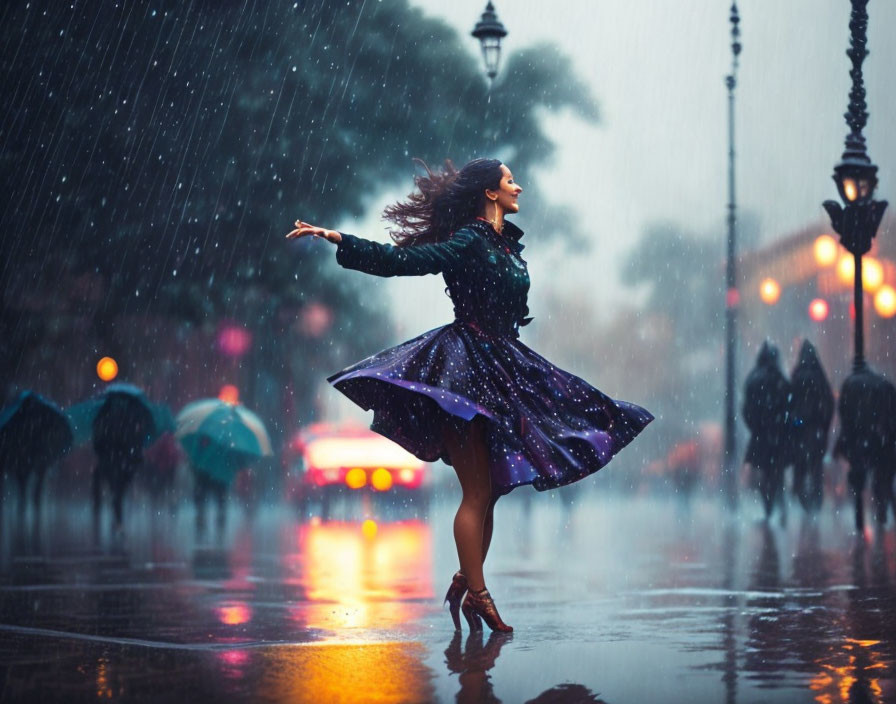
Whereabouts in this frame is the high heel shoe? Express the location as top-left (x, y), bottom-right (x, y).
top-left (444, 571), bottom-right (468, 630)
top-left (461, 587), bottom-right (513, 633)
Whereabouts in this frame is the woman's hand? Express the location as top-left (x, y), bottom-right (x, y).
top-left (285, 220), bottom-right (342, 244)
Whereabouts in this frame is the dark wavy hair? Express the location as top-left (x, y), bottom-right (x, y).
top-left (383, 158), bottom-right (503, 247)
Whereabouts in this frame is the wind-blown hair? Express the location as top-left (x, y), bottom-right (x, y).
top-left (383, 158), bottom-right (503, 247)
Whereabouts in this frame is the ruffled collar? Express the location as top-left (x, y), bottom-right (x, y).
top-left (468, 219), bottom-right (525, 253)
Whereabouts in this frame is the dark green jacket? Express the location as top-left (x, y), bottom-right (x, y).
top-left (336, 220), bottom-right (533, 338)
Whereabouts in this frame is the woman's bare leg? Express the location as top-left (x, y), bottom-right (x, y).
top-left (482, 497), bottom-right (498, 564)
top-left (443, 415), bottom-right (493, 592)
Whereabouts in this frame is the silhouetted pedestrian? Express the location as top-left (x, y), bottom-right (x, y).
top-left (0, 391), bottom-right (72, 517)
top-left (789, 340), bottom-right (834, 513)
top-left (92, 393), bottom-right (154, 532)
top-left (834, 365), bottom-right (896, 530)
top-left (743, 342), bottom-right (792, 519)
top-left (192, 465), bottom-right (230, 539)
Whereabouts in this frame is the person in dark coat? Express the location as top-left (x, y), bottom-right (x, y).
top-left (286, 158), bottom-right (653, 632)
top-left (789, 340), bottom-right (834, 513)
top-left (92, 393), bottom-right (154, 532)
top-left (743, 342), bottom-right (792, 519)
top-left (834, 365), bottom-right (896, 530)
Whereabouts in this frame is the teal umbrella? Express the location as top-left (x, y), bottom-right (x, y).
top-left (175, 399), bottom-right (272, 485)
top-left (66, 383), bottom-right (165, 447)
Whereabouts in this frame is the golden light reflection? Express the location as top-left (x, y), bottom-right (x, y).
top-left (843, 178), bottom-right (858, 202)
top-left (810, 638), bottom-right (885, 704)
top-left (814, 234), bottom-right (839, 267)
top-left (96, 657), bottom-right (113, 699)
top-left (361, 519), bottom-right (378, 539)
top-left (262, 642), bottom-right (435, 704)
top-left (217, 602), bottom-right (252, 625)
top-left (296, 520), bottom-right (432, 631)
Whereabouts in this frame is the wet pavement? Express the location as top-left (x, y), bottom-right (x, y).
top-left (0, 489), bottom-right (894, 703)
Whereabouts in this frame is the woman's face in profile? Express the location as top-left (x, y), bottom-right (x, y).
top-left (490, 164), bottom-right (522, 214)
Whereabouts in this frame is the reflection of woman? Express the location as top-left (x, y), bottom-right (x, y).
top-left (287, 159), bottom-right (652, 631)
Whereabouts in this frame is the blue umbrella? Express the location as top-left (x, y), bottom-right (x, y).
top-left (66, 383), bottom-right (163, 447)
top-left (175, 399), bottom-right (272, 485)
top-left (0, 391), bottom-right (73, 465)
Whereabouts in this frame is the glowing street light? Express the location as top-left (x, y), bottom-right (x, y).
top-left (759, 278), bottom-right (781, 305)
top-left (821, 0), bottom-right (889, 372)
top-left (218, 384), bottom-right (240, 404)
top-left (837, 253), bottom-right (855, 284)
top-left (809, 298), bottom-right (830, 322)
top-left (813, 234), bottom-right (839, 267)
top-left (861, 256), bottom-right (884, 292)
top-left (96, 356), bottom-right (118, 381)
top-left (874, 285), bottom-right (896, 318)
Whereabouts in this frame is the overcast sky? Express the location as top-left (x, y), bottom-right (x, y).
top-left (334, 0), bottom-right (896, 340)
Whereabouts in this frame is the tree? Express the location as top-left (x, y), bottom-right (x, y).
top-left (0, 1), bottom-right (597, 441)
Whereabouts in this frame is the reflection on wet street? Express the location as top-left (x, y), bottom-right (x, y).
top-left (0, 492), bottom-right (894, 703)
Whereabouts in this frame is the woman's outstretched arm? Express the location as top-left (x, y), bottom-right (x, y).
top-left (286, 220), bottom-right (476, 278)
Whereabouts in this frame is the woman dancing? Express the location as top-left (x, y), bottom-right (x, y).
top-left (286, 158), bottom-right (653, 633)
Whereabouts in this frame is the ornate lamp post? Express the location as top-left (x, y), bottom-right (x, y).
top-left (822, 0), bottom-right (891, 532)
top-left (471, 2), bottom-right (508, 83)
top-left (822, 0), bottom-right (888, 373)
top-left (722, 3), bottom-right (741, 503)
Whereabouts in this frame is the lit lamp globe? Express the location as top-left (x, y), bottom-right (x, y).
top-left (813, 234), bottom-right (838, 267)
top-left (834, 159), bottom-right (878, 206)
top-left (875, 285), bottom-right (896, 318)
top-left (96, 356), bottom-right (119, 381)
top-left (809, 298), bottom-right (829, 322)
top-left (759, 278), bottom-right (781, 305)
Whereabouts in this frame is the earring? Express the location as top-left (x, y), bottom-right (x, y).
top-left (490, 199), bottom-right (500, 231)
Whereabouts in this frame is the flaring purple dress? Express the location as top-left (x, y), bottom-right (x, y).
top-left (327, 220), bottom-right (653, 495)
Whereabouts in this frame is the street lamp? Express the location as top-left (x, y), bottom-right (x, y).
top-left (823, 0), bottom-right (892, 532)
top-left (722, 2), bottom-right (741, 504)
top-left (821, 0), bottom-right (888, 372)
top-left (471, 2), bottom-right (508, 82)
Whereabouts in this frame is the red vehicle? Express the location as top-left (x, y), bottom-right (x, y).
top-left (284, 422), bottom-right (427, 509)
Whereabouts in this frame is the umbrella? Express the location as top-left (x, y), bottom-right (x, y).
top-left (0, 391), bottom-right (73, 466)
top-left (66, 383), bottom-right (164, 447)
top-left (175, 399), bottom-right (272, 484)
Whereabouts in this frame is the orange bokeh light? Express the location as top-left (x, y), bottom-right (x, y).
top-left (759, 278), bottom-right (781, 305)
top-left (96, 357), bottom-right (119, 381)
top-left (370, 468), bottom-right (393, 492)
top-left (345, 467), bottom-right (367, 489)
top-left (218, 384), bottom-right (240, 404)
top-left (874, 285), bottom-right (896, 318)
top-left (837, 254), bottom-right (854, 284)
top-left (809, 298), bottom-right (829, 322)
top-left (862, 257), bottom-right (884, 293)
top-left (814, 234), bottom-right (838, 267)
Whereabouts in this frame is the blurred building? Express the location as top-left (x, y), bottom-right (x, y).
top-left (738, 212), bottom-right (896, 386)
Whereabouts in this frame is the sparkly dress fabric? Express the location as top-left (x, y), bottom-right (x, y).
top-left (327, 220), bottom-right (653, 495)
